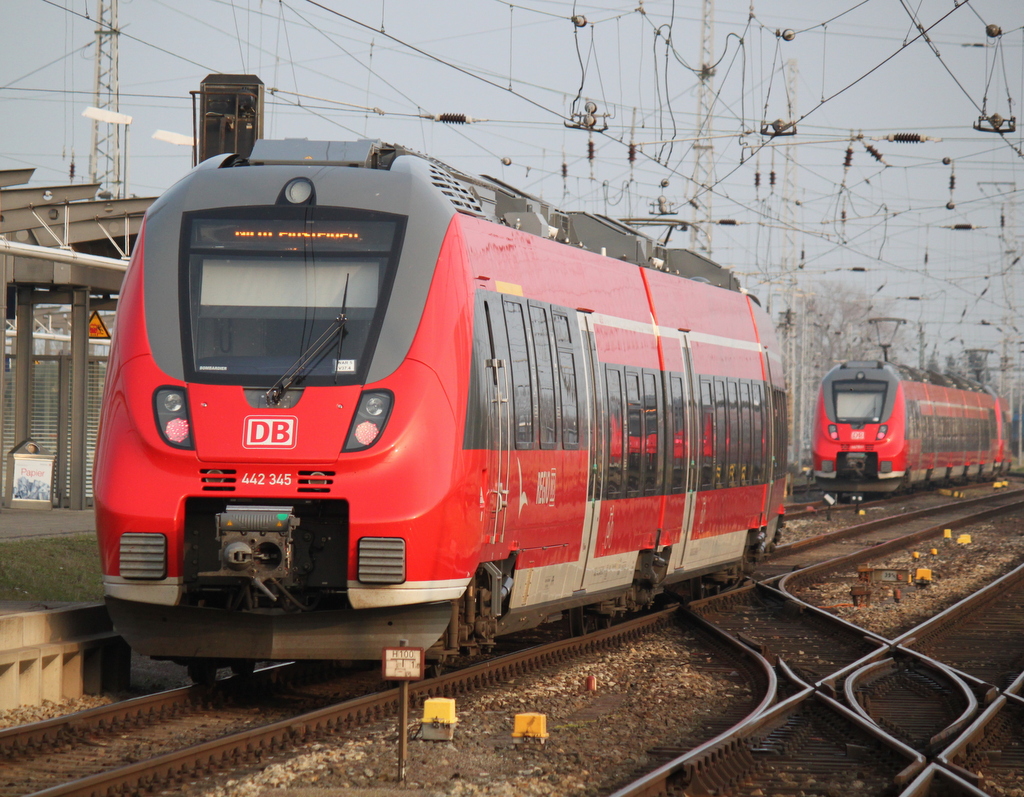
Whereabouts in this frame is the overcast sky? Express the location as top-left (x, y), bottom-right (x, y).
top-left (3, 0), bottom-right (1023, 370)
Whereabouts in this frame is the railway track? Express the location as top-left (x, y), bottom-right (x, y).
top-left (759, 487), bottom-right (1024, 580)
top-left (610, 688), bottom-right (928, 797)
top-left (897, 561), bottom-right (1024, 692)
top-left (604, 488), bottom-right (1024, 796)
top-left (9, 488), bottom-right (1024, 796)
top-left (3, 608), bottom-right (778, 797)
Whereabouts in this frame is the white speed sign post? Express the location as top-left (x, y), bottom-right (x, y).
top-left (382, 643), bottom-right (424, 782)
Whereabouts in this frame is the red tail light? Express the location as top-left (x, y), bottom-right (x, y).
top-left (875, 424), bottom-right (888, 441)
top-left (828, 424), bottom-right (839, 440)
top-left (154, 387), bottom-right (194, 449)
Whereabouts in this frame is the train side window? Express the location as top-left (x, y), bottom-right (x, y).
top-left (642, 372), bottom-right (660, 496)
top-left (552, 312), bottom-right (579, 449)
top-left (739, 381), bottom-right (751, 485)
top-left (503, 301), bottom-right (534, 448)
top-left (552, 313), bottom-right (572, 347)
top-left (726, 381), bottom-right (739, 486)
top-left (714, 379), bottom-right (727, 488)
top-left (775, 387), bottom-right (789, 476)
top-left (558, 351), bottom-right (579, 448)
top-left (699, 378), bottom-right (715, 490)
top-left (529, 304), bottom-right (558, 449)
top-left (670, 376), bottom-right (685, 493)
top-left (752, 383), bottom-right (764, 483)
top-left (626, 371), bottom-right (643, 497)
top-left (605, 367), bottom-right (624, 499)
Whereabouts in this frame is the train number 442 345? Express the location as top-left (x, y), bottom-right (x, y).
top-left (241, 472), bottom-right (292, 486)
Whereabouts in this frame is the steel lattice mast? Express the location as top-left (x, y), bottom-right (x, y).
top-left (88, 0), bottom-right (121, 197)
top-left (689, 0), bottom-right (715, 254)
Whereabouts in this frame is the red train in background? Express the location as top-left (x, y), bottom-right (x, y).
top-left (812, 360), bottom-right (1011, 500)
top-left (94, 137), bottom-right (788, 681)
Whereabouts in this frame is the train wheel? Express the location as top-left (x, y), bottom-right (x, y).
top-left (187, 659), bottom-right (219, 686)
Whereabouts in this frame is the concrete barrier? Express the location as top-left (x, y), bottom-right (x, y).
top-left (0, 602), bottom-right (130, 709)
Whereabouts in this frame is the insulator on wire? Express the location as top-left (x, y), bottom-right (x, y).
top-left (864, 144), bottom-right (885, 164)
top-left (561, 162), bottom-right (568, 179)
top-left (769, 170), bottom-right (776, 187)
top-left (437, 113), bottom-right (470, 124)
top-left (841, 210), bottom-right (847, 223)
top-left (844, 147), bottom-right (853, 168)
top-left (69, 160), bottom-right (75, 180)
top-left (1001, 213), bottom-right (1005, 228)
top-left (628, 143), bottom-right (636, 164)
top-left (587, 139), bottom-right (595, 161)
top-left (949, 174), bottom-right (956, 191)
top-left (953, 223), bottom-right (975, 230)
top-left (886, 133), bottom-right (924, 142)
top-left (754, 172), bottom-right (761, 188)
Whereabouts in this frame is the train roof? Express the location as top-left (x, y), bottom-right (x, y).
top-left (829, 360), bottom-right (993, 396)
top-left (238, 138), bottom-right (743, 294)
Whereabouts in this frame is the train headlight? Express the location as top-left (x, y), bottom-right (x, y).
top-left (281, 177), bottom-right (315, 205)
top-left (344, 390), bottom-right (394, 451)
top-left (875, 424), bottom-right (888, 441)
top-left (827, 424), bottom-right (839, 441)
top-left (154, 386), bottom-right (194, 449)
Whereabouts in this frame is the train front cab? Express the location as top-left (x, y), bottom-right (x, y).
top-left (813, 361), bottom-right (905, 497)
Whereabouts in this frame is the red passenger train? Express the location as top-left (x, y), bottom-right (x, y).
top-left (812, 360), bottom-right (1011, 500)
top-left (94, 139), bottom-right (788, 680)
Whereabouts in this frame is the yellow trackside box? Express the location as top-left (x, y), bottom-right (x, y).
top-left (512, 713), bottom-right (549, 742)
top-left (421, 697), bottom-right (457, 741)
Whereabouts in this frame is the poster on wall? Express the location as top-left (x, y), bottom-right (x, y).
top-left (12, 456), bottom-right (53, 502)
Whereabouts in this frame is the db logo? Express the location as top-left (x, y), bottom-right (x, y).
top-left (243, 416), bottom-right (297, 448)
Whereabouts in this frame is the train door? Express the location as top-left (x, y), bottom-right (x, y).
top-left (572, 312), bottom-right (605, 591)
top-left (481, 295), bottom-right (512, 544)
top-left (665, 333), bottom-right (698, 572)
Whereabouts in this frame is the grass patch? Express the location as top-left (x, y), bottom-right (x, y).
top-left (0, 534), bottom-right (103, 602)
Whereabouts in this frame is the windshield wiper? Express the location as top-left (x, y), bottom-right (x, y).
top-left (265, 275), bottom-right (349, 406)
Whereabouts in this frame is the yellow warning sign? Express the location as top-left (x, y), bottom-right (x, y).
top-left (88, 311), bottom-right (111, 339)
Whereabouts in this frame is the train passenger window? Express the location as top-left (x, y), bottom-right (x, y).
top-left (529, 305), bottom-right (558, 449)
top-left (752, 384), bottom-right (764, 483)
top-left (503, 301), bottom-right (534, 448)
top-left (626, 372), bottom-right (642, 497)
top-left (552, 311), bottom-right (579, 450)
top-left (727, 381), bottom-right (739, 486)
top-left (714, 380), bottom-right (727, 488)
top-left (670, 376), bottom-right (685, 494)
top-left (775, 387), bottom-right (789, 476)
top-left (558, 351), bottom-right (579, 448)
top-left (642, 372), bottom-right (659, 496)
top-left (739, 381), bottom-right (751, 485)
top-left (606, 368), bottom-right (624, 498)
top-left (699, 379), bottom-right (714, 490)
top-left (552, 313), bottom-right (573, 347)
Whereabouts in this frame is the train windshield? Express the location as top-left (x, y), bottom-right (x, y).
top-left (832, 380), bottom-right (887, 423)
top-left (181, 208), bottom-right (405, 385)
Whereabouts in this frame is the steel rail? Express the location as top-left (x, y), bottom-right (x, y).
top-left (776, 495), bottom-right (1024, 595)
top-left (26, 608), bottom-right (689, 796)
